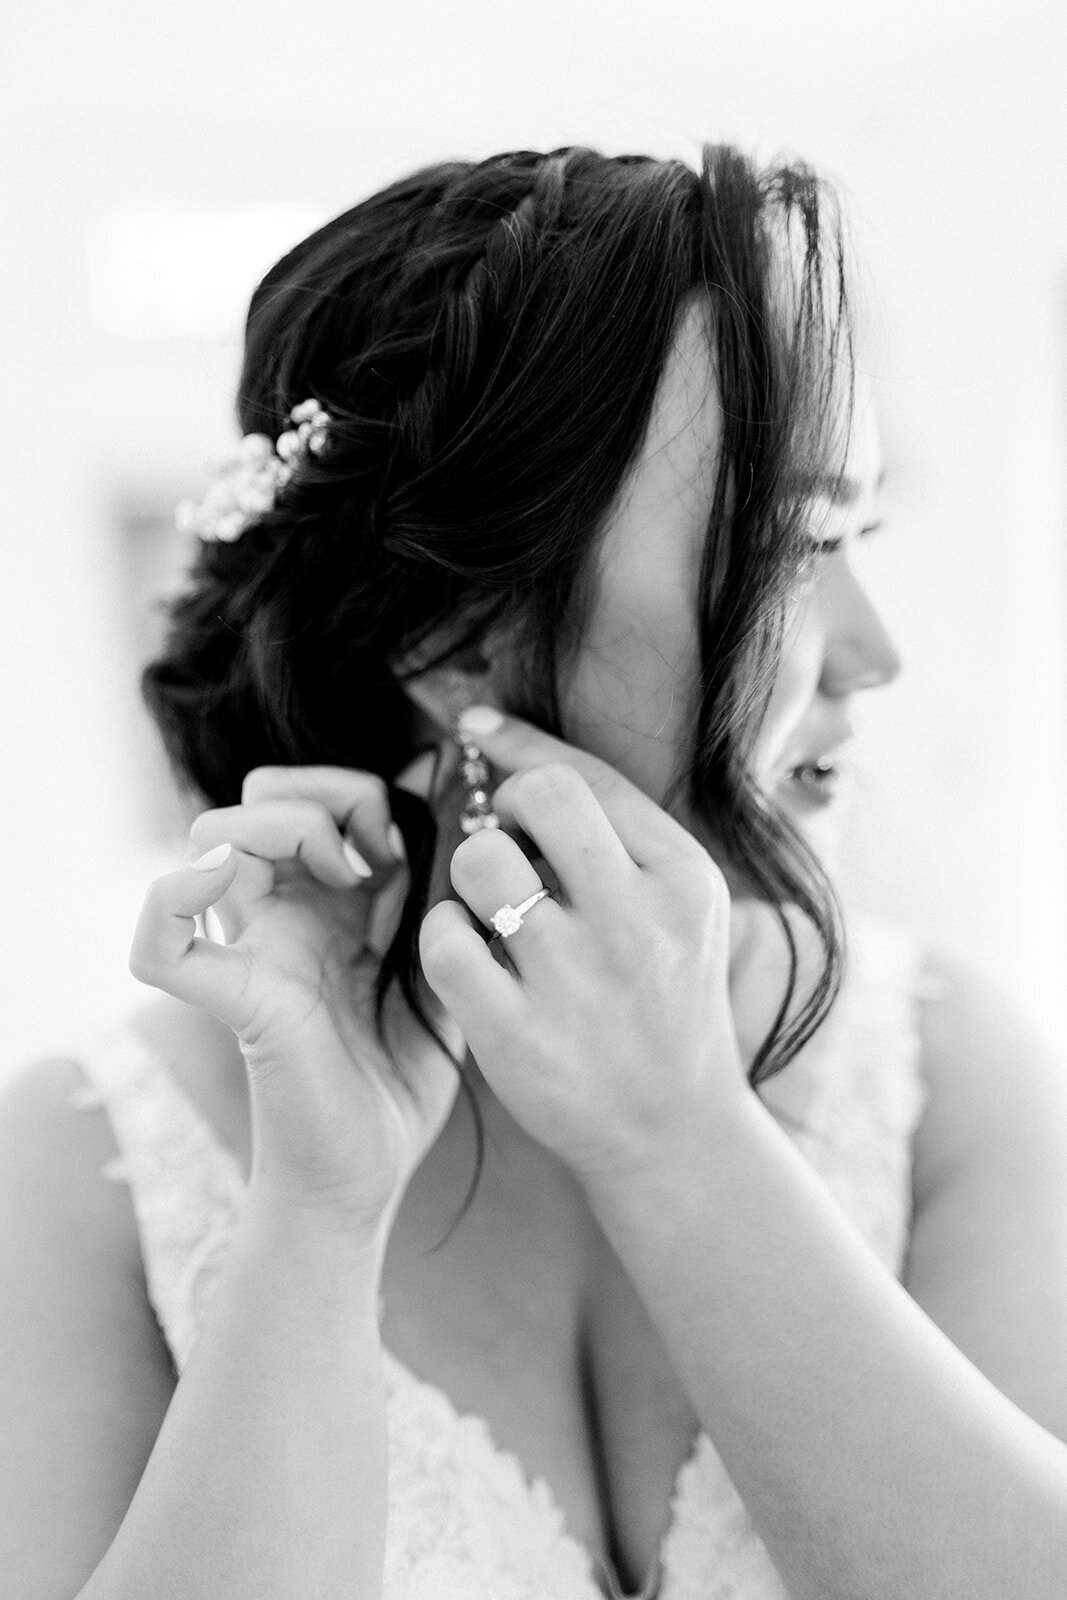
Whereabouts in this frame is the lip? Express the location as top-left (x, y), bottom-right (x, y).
top-left (779, 724), bottom-right (855, 777)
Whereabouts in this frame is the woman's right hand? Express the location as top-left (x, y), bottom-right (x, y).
top-left (128, 766), bottom-right (463, 1246)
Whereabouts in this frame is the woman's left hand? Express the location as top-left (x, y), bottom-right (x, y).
top-left (418, 709), bottom-right (749, 1190)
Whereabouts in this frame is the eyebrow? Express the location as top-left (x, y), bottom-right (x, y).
top-left (790, 467), bottom-right (888, 505)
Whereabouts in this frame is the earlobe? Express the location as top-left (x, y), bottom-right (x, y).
top-left (400, 668), bottom-right (505, 834)
top-left (402, 663), bottom-right (497, 739)
top-left (395, 659), bottom-right (505, 831)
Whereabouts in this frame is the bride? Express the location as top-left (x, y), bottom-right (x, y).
top-left (2, 143), bottom-right (1066, 1600)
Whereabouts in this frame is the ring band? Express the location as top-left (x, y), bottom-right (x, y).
top-left (489, 887), bottom-right (552, 939)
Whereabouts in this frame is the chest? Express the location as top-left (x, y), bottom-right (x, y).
top-left (150, 1006), bottom-right (702, 1593)
top-left (377, 1119), bottom-right (700, 1598)
top-left (145, 969), bottom-right (921, 1595)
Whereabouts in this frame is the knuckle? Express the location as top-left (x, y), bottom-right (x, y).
top-left (450, 828), bottom-right (506, 878)
top-left (188, 808), bottom-right (225, 852)
top-left (288, 797), bottom-right (331, 833)
top-left (695, 849), bottom-right (728, 897)
top-left (241, 765), bottom-right (389, 812)
top-left (352, 771), bottom-right (389, 807)
top-left (418, 911), bottom-right (468, 978)
top-left (141, 873), bottom-right (174, 909)
top-left (513, 761), bottom-right (584, 810)
top-left (603, 916), bottom-right (649, 970)
top-left (240, 766), bottom-right (287, 804)
top-left (127, 946), bottom-right (163, 985)
top-left (671, 847), bottom-right (728, 912)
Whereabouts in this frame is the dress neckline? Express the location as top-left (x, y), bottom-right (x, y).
top-left (112, 1019), bottom-right (679, 1600)
top-left (379, 1338), bottom-right (676, 1600)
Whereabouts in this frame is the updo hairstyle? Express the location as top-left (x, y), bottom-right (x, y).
top-left (143, 143), bottom-right (853, 1117)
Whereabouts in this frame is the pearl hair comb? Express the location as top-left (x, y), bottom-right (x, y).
top-left (175, 399), bottom-right (331, 544)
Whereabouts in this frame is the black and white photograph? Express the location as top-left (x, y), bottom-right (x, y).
top-left (2, 4), bottom-right (1066, 1596)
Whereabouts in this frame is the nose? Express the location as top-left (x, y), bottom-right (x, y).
top-left (818, 563), bottom-right (903, 696)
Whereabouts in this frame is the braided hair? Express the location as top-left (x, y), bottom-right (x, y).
top-left (143, 144), bottom-right (853, 1195)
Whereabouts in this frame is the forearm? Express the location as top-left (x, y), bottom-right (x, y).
top-left (79, 1196), bottom-right (389, 1600)
top-left (586, 1093), bottom-right (1067, 1600)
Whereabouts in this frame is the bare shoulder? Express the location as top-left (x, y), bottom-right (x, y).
top-left (0, 1052), bottom-right (175, 1594)
top-left (906, 949), bottom-right (1067, 1437)
top-left (0, 1051), bottom-right (142, 1249)
top-left (911, 948), bottom-right (1067, 1204)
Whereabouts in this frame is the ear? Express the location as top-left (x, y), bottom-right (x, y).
top-left (397, 635), bottom-right (510, 741)
top-left (403, 663), bottom-right (496, 738)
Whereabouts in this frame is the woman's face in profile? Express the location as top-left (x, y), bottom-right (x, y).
top-left (558, 299), bottom-right (902, 854)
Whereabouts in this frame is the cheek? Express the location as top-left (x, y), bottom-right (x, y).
top-left (560, 571), bottom-right (700, 805)
top-left (750, 615), bottom-right (825, 779)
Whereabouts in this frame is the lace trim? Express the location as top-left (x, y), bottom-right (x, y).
top-left (71, 1023), bottom-right (245, 1369)
top-left (380, 1346), bottom-right (608, 1599)
top-left (68, 914), bottom-right (928, 1600)
top-left (803, 915), bottom-right (929, 1268)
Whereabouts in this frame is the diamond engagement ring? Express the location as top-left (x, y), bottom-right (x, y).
top-left (489, 888), bottom-right (553, 939)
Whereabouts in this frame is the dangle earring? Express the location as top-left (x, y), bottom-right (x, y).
top-left (456, 727), bottom-right (500, 833)
top-left (397, 658), bottom-right (501, 832)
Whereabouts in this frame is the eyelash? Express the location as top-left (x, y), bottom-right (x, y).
top-left (811, 522), bottom-right (883, 556)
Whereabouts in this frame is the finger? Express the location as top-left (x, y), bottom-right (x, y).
top-left (456, 707), bottom-right (684, 867)
top-left (241, 766), bottom-right (406, 872)
top-left (419, 898), bottom-right (526, 1051)
top-left (448, 827), bottom-right (567, 958)
top-left (488, 762), bottom-right (639, 915)
top-left (128, 846), bottom-right (260, 1035)
top-left (189, 798), bottom-right (382, 915)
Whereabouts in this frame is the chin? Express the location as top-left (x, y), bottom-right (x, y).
top-left (670, 766), bottom-right (848, 885)
top-left (773, 785), bottom-right (846, 873)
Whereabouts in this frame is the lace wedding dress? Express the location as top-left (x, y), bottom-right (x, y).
top-left (68, 915), bottom-right (929, 1600)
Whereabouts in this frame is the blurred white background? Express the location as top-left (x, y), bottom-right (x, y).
top-left (2, 0), bottom-right (1065, 1072)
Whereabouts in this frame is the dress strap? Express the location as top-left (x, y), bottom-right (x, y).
top-left (842, 912), bottom-right (931, 1129)
top-left (794, 912), bottom-right (930, 1274)
top-left (71, 1020), bottom-right (246, 1371)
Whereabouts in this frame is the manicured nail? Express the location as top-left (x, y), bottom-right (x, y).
top-left (386, 822), bottom-right (407, 861)
top-left (458, 704), bottom-right (505, 739)
top-left (192, 842), bottom-right (233, 872)
top-left (341, 840), bottom-right (374, 880)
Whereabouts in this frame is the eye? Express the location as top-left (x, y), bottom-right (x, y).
top-left (810, 520), bottom-right (884, 557)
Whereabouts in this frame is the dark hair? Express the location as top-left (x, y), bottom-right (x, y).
top-left (143, 143), bottom-right (852, 1208)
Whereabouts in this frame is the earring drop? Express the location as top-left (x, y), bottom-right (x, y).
top-left (457, 732), bottom-right (500, 833)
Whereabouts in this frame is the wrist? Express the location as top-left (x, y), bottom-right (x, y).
top-left (241, 1182), bottom-right (391, 1286)
top-left (579, 1082), bottom-right (767, 1226)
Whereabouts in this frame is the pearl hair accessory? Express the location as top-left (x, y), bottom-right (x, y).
top-left (175, 399), bottom-right (331, 544)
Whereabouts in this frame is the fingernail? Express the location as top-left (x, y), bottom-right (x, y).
top-left (341, 840), bottom-right (374, 880)
top-left (457, 704), bottom-right (505, 739)
top-left (386, 822), bottom-right (407, 861)
top-left (192, 842), bottom-right (233, 872)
